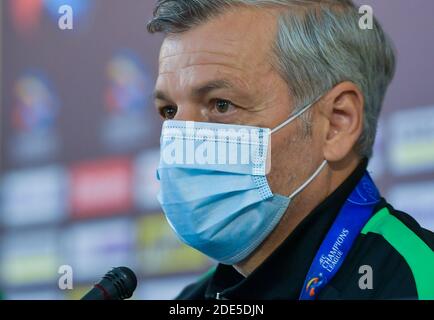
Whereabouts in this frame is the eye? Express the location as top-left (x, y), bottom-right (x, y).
top-left (160, 106), bottom-right (177, 119)
top-left (213, 99), bottom-right (235, 114)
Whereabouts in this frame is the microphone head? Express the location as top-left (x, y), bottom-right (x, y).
top-left (103, 267), bottom-right (138, 300)
top-left (82, 266), bottom-right (138, 300)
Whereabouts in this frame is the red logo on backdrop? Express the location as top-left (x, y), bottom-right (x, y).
top-left (9, 0), bottom-right (44, 35)
top-left (70, 158), bottom-right (133, 218)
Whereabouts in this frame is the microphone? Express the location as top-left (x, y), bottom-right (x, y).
top-left (81, 267), bottom-right (138, 300)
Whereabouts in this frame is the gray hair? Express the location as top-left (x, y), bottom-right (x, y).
top-left (147, 0), bottom-right (396, 158)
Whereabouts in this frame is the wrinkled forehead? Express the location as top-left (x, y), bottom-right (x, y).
top-left (158, 7), bottom-right (279, 74)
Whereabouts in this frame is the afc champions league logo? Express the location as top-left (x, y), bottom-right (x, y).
top-left (101, 51), bottom-right (154, 151)
top-left (10, 72), bottom-right (60, 163)
top-left (104, 52), bottom-right (149, 116)
top-left (13, 73), bottom-right (58, 133)
top-left (305, 273), bottom-right (326, 298)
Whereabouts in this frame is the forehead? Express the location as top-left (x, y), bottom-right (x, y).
top-left (158, 7), bottom-right (279, 75)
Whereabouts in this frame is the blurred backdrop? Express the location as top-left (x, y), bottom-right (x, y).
top-left (0, 0), bottom-right (433, 300)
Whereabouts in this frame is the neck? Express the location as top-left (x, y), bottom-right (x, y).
top-left (234, 155), bottom-right (361, 277)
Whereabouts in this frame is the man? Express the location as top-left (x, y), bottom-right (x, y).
top-left (147, 0), bottom-right (434, 300)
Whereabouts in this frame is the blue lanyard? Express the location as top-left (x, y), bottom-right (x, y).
top-left (299, 171), bottom-right (381, 300)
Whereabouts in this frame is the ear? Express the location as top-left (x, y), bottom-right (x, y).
top-left (320, 81), bottom-right (364, 162)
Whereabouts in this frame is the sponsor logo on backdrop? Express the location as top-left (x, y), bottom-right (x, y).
top-left (0, 229), bottom-right (60, 286)
top-left (9, 72), bottom-right (60, 164)
top-left (9, 0), bottom-right (44, 35)
top-left (69, 158), bottom-right (133, 218)
top-left (0, 166), bottom-right (67, 227)
top-left (62, 219), bottom-right (134, 282)
top-left (387, 105), bottom-right (434, 175)
top-left (101, 51), bottom-right (154, 151)
top-left (137, 214), bottom-right (211, 276)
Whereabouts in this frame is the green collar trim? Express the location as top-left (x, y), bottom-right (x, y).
top-left (362, 208), bottom-right (434, 300)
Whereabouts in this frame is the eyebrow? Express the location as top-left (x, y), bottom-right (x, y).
top-left (153, 90), bottom-right (170, 102)
top-left (192, 79), bottom-right (234, 98)
top-left (153, 79), bottom-right (235, 102)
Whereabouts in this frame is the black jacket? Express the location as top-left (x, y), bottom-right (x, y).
top-left (176, 160), bottom-right (434, 300)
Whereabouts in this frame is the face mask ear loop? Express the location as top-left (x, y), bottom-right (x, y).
top-left (288, 160), bottom-right (328, 200)
top-left (270, 95), bottom-right (323, 135)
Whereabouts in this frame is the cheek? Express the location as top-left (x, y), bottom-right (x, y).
top-left (266, 128), bottom-right (315, 195)
top-left (266, 134), bottom-right (298, 194)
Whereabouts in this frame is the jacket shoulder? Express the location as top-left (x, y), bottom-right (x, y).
top-left (321, 201), bottom-right (434, 300)
top-left (386, 204), bottom-right (434, 249)
top-left (362, 203), bottom-right (434, 299)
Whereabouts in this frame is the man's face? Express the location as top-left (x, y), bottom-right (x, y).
top-left (154, 8), bottom-right (322, 198)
